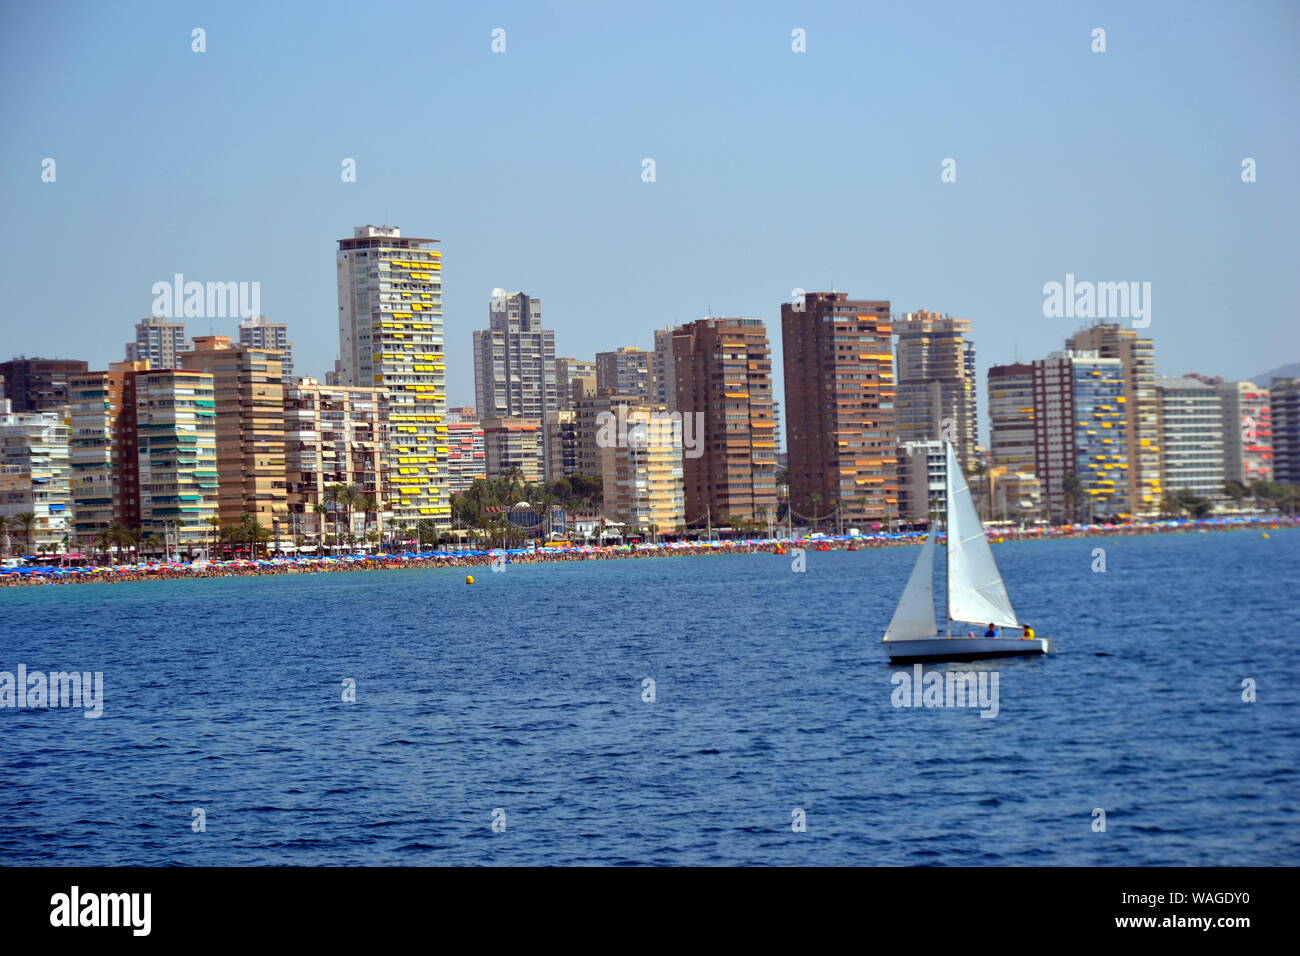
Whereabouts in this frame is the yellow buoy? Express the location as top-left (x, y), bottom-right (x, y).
top-left (1261, 533), bottom-right (1270, 539)
top-left (465, 574), bottom-right (475, 584)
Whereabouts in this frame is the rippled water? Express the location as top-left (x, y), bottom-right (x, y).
top-left (1, 529), bottom-right (1297, 865)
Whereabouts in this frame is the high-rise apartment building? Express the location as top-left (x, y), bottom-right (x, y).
top-left (894, 311), bottom-right (978, 468)
top-left (1155, 377), bottom-right (1224, 501)
top-left (444, 406), bottom-right (487, 493)
top-left (1066, 323), bottom-right (1160, 515)
top-left (1214, 381), bottom-right (1272, 486)
top-left (670, 317), bottom-right (777, 526)
top-left (125, 317), bottom-right (190, 369)
top-left (473, 290), bottom-right (557, 420)
top-left (554, 358), bottom-right (596, 412)
top-left (181, 336), bottom-right (287, 527)
top-left (543, 410), bottom-right (580, 482)
top-left (781, 292), bottom-right (896, 528)
top-left (68, 362), bottom-right (146, 538)
top-left (574, 391), bottom-right (641, 479)
top-left (134, 368), bottom-right (219, 544)
top-left (239, 316), bottom-right (294, 378)
top-left (598, 402), bottom-right (684, 533)
top-left (650, 328), bottom-right (678, 410)
top-left (1269, 378), bottom-right (1300, 485)
top-left (67, 362), bottom-right (219, 547)
top-left (283, 378), bottom-right (388, 544)
top-left (987, 362), bottom-right (1037, 471)
top-left (480, 418), bottom-right (543, 483)
top-left (0, 410), bottom-right (71, 549)
top-left (897, 439), bottom-right (947, 524)
top-left (0, 358), bottom-right (89, 413)
top-left (595, 347), bottom-right (651, 399)
top-left (1032, 350), bottom-right (1129, 522)
top-left (336, 225), bottom-right (449, 526)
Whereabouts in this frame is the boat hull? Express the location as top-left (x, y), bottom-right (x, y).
top-left (883, 636), bottom-right (1051, 663)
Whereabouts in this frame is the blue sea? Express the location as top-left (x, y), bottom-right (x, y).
top-left (1, 529), bottom-right (1297, 866)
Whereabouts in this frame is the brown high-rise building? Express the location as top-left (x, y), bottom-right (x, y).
top-left (68, 361), bottom-right (148, 537)
top-left (987, 362), bottom-right (1037, 471)
top-left (67, 360), bottom-right (219, 548)
top-left (181, 336), bottom-right (287, 527)
top-left (671, 317), bottom-right (777, 526)
top-left (0, 358), bottom-right (89, 413)
top-left (894, 311), bottom-right (978, 469)
top-left (1065, 323), bottom-right (1161, 515)
top-left (595, 347), bottom-right (651, 399)
top-left (781, 292), bottom-right (896, 528)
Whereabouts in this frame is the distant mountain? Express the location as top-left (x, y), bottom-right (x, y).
top-left (1252, 362), bottom-right (1300, 385)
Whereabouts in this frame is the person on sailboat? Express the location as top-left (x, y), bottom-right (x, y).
top-left (984, 623), bottom-right (998, 637)
top-left (1022, 624), bottom-right (1036, 640)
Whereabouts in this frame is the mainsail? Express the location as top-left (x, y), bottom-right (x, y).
top-left (945, 442), bottom-right (1019, 628)
top-left (884, 527), bottom-right (937, 640)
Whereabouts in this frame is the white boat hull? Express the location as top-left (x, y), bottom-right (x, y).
top-left (883, 636), bottom-right (1051, 663)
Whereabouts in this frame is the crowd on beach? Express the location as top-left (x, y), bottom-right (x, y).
top-left (1, 515), bottom-right (1293, 588)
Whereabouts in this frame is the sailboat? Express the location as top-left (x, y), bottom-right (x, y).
top-left (882, 442), bottom-right (1051, 663)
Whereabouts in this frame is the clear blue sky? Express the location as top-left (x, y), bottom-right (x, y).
top-left (2, 0), bottom-right (1297, 430)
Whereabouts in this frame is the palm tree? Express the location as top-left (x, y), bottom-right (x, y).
top-left (390, 519), bottom-right (408, 552)
top-left (13, 511), bottom-right (38, 556)
top-left (1223, 480), bottom-right (1249, 512)
top-left (313, 503), bottom-right (329, 552)
top-left (355, 494), bottom-right (377, 550)
top-left (91, 530), bottom-right (112, 563)
top-left (324, 484), bottom-right (351, 550)
top-left (251, 520), bottom-right (272, 555)
top-left (1249, 480), bottom-right (1274, 513)
top-left (1158, 492), bottom-right (1184, 519)
top-left (1062, 472), bottom-right (1083, 525)
top-left (344, 484), bottom-right (363, 548)
top-left (105, 521), bottom-right (131, 563)
top-left (0, 515), bottom-right (11, 557)
top-left (205, 515), bottom-right (223, 559)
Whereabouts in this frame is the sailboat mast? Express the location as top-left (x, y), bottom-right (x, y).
top-left (944, 441), bottom-right (952, 635)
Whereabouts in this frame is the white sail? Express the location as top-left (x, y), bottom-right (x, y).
top-left (945, 442), bottom-right (1019, 628)
top-left (884, 528), bottom-right (937, 640)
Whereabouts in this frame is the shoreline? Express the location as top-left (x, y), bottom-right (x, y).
top-left (2, 516), bottom-right (1293, 589)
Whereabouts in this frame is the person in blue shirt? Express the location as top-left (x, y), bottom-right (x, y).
top-left (984, 623), bottom-right (998, 637)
